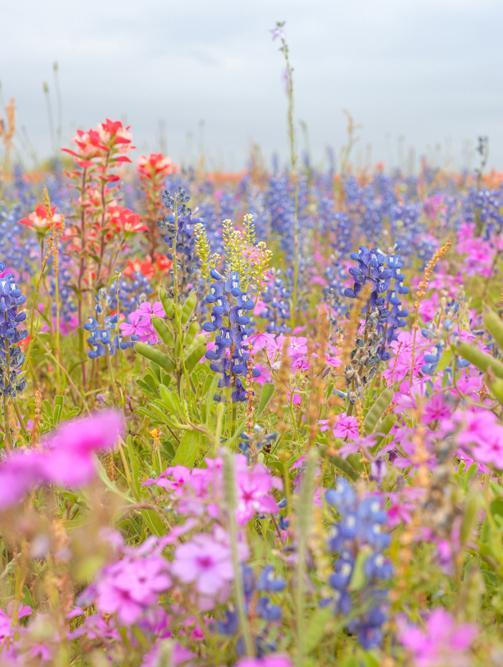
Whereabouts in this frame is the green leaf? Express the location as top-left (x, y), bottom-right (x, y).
top-left (349, 549), bottom-right (369, 591)
top-left (152, 318), bottom-right (174, 347)
top-left (183, 336), bottom-right (207, 372)
top-left (460, 492), bottom-right (481, 545)
top-left (490, 497), bottom-right (503, 523)
top-left (160, 291), bottom-right (175, 318)
top-left (373, 413), bottom-right (395, 441)
top-left (457, 342), bottom-right (503, 379)
top-left (181, 292), bottom-right (197, 325)
top-left (329, 455), bottom-right (359, 481)
top-left (173, 429), bottom-right (204, 467)
top-left (304, 606), bottom-right (333, 653)
top-left (340, 657), bottom-right (359, 667)
top-left (158, 385), bottom-right (184, 421)
top-left (257, 383), bottom-right (275, 415)
top-left (484, 309), bottom-right (503, 352)
top-left (135, 343), bottom-right (175, 373)
top-left (96, 461), bottom-right (134, 504)
top-left (359, 652), bottom-right (380, 667)
top-left (54, 395), bottom-right (64, 423)
top-left (490, 379), bottom-right (503, 405)
top-left (364, 388), bottom-right (394, 434)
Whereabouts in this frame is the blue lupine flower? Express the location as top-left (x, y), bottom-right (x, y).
top-left (84, 285), bottom-right (131, 359)
top-left (202, 268), bottom-right (259, 402)
top-left (344, 246), bottom-right (409, 361)
top-left (260, 269), bottom-right (291, 334)
top-left (325, 477), bottom-right (393, 650)
top-left (160, 187), bottom-right (204, 292)
top-left (257, 565), bottom-right (286, 593)
top-left (0, 266), bottom-right (27, 396)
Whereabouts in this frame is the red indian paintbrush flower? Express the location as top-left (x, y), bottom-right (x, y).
top-left (137, 152), bottom-right (177, 180)
top-left (18, 204), bottom-right (64, 235)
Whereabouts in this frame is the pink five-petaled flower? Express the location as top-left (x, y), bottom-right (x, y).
top-left (120, 301), bottom-right (166, 344)
top-left (236, 656), bottom-right (293, 667)
top-left (18, 204), bottom-right (64, 235)
top-left (39, 409), bottom-right (124, 487)
top-left (319, 414), bottom-right (359, 440)
top-left (235, 459), bottom-right (282, 523)
top-left (171, 528), bottom-right (247, 600)
top-left (95, 553), bottom-right (171, 626)
top-left (144, 454), bottom-right (282, 526)
top-left (0, 411), bottom-right (124, 509)
top-left (453, 408), bottom-right (503, 470)
top-left (398, 608), bottom-right (477, 667)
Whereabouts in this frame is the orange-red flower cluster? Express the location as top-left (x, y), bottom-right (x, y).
top-left (137, 153), bottom-right (177, 181)
top-left (124, 254), bottom-right (172, 280)
top-left (107, 205), bottom-right (147, 235)
top-left (62, 119), bottom-right (134, 176)
top-left (18, 204), bottom-right (64, 235)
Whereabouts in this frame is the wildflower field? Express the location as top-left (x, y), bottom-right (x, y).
top-left (0, 23), bottom-right (502, 667)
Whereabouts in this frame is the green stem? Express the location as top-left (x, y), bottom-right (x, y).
top-left (222, 450), bottom-right (255, 657)
top-left (294, 448), bottom-right (318, 667)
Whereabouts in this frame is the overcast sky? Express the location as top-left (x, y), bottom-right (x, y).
top-left (1, 0), bottom-right (502, 170)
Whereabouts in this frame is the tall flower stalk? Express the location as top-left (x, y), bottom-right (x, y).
top-left (272, 21), bottom-right (300, 326)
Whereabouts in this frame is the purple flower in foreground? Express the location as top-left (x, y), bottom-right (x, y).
top-left (41, 409), bottom-right (124, 486)
top-left (398, 608), bottom-right (477, 667)
top-left (236, 656), bottom-right (292, 667)
top-left (0, 411), bottom-right (124, 509)
top-left (172, 532), bottom-right (234, 596)
top-left (96, 553), bottom-right (171, 625)
top-left (171, 527), bottom-right (248, 605)
top-left (119, 301), bottom-right (165, 345)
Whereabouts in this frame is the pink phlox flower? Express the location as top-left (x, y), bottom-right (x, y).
top-left (120, 301), bottom-right (165, 344)
top-left (319, 414), bottom-right (359, 441)
top-left (253, 363), bottom-right (271, 385)
top-left (95, 543), bottom-right (171, 626)
top-left (457, 223), bottom-right (496, 277)
top-left (0, 411), bottom-right (123, 508)
top-left (146, 455), bottom-right (282, 525)
top-left (142, 641), bottom-right (195, 666)
top-left (383, 330), bottom-right (429, 384)
top-left (40, 410), bottom-right (124, 487)
top-left (171, 527), bottom-right (247, 602)
top-left (234, 458), bottom-right (282, 523)
top-left (236, 655), bottom-right (293, 667)
top-left (423, 394), bottom-right (452, 425)
top-left (453, 408), bottom-right (503, 469)
top-left (398, 608), bottom-right (477, 667)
